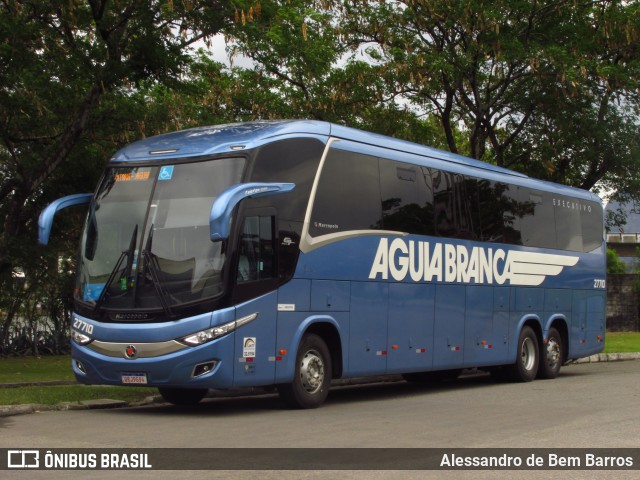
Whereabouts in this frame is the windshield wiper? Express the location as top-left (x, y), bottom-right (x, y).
top-left (141, 251), bottom-right (174, 318)
top-left (93, 224), bottom-right (138, 312)
top-left (141, 225), bottom-right (174, 318)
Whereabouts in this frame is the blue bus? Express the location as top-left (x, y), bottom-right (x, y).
top-left (39, 120), bottom-right (606, 408)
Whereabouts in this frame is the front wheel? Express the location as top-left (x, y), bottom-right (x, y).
top-left (278, 334), bottom-right (332, 409)
top-left (538, 327), bottom-right (563, 379)
top-left (158, 387), bottom-right (208, 406)
top-left (506, 326), bottom-right (539, 382)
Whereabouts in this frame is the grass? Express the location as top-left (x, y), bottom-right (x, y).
top-left (0, 385), bottom-right (156, 406)
top-left (0, 355), bottom-right (75, 384)
top-left (0, 355), bottom-right (156, 406)
top-left (603, 332), bottom-right (640, 353)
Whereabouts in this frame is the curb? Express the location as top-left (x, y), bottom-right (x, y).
top-left (1, 355), bottom-right (637, 418)
top-left (0, 398), bottom-right (130, 418)
top-left (570, 352), bottom-right (640, 363)
top-left (0, 380), bottom-right (78, 389)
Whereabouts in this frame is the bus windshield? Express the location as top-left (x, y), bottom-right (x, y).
top-left (76, 158), bottom-right (245, 313)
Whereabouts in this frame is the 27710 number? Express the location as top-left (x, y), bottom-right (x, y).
top-left (73, 317), bottom-right (94, 334)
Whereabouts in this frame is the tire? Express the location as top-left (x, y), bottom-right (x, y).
top-left (538, 327), bottom-right (563, 379)
top-left (506, 326), bottom-right (539, 382)
top-left (278, 334), bottom-right (332, 409)
top-left (158, 387), bottom-right (208, 405)
top-left (402, 369), bottom-right (461, 383)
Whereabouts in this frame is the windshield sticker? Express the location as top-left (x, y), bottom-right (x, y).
top-left (158, 166), bottom-right (175, 181)
top-left (83, 283), bottom-right (105, 301)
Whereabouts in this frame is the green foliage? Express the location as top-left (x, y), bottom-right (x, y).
top-left (332, 0), bottom-right (640, 191)
top-left (607, 248), bottom-right (627, 274)
top-left (0, 1), bottom-right (240, 353)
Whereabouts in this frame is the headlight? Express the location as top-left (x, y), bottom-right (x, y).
top-left (179, 312), bottom-right (258, 346)
top-left (71, 330), bottom-right (93, 345)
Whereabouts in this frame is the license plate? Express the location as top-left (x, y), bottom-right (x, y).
top-left (121, 373), bottom-right (148, 384)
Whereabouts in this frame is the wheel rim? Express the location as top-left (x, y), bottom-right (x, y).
top-left (299, 349), bottom-right (325, 394)
top-left (546, 338), bottom-right (561, 370)
top-left (521, 337), bottom-right (536, 371)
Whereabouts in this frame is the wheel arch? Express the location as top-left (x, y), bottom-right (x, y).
top-left (514, 315), bottom-right (543, 361)
top-left (283, 315), bottom-right (344, 382)
top-left (304, 321), bottom-right (343, 379)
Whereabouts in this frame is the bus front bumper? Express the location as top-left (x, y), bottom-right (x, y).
top-left (71, 333), bottom-right (236, 389)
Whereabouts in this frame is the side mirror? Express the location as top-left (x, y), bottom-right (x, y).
top-left (210, 183), bottom-right (295, 242)
top-left (38, 193), bottom-right (93, 245)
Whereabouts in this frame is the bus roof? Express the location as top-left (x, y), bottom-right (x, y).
top-left (110, 120), bottom-right (329, 162)
top-left (111, 120), bottom-right (522, 176)
top-left (110, 120), bottom-right (599, 203)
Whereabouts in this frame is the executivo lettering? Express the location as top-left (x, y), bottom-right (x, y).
top-left (369, 238), bottom-right (579, 286)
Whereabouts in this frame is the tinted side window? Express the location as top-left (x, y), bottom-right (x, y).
top-left (431, 169), bottom-right (476, 238)
top-left (249, 138), bottom-right (324, 280)
top-left (309, 149), bottom-right (382, 237)
top-left (582, 202), bottom-right (603, 252)
top-left (237, 216), bottom-right (275, 283)
top-left (380, 159), bottom-right (434, 235)
top-left (461, 176), bottom-right (480, 240)
top-left (519, 190), bottom-right (556, 249)
top-left (432, 169), bottom-right (478, 239)
top-left (478, 181), bottom-right (523, 245)
top-left (250, 138), bottom-right (324, 225)
top-left (554, 200), bottom-right (583, 251)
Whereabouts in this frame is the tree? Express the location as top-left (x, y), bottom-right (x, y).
top-left (0, 0), bottom-right (246, 354)
top-left (607, 247), bottom-right (627, 274)
top-left (224, 0), bottom-right (445, 146)
top-left (0, 0), bottom-right (238, 278)
top-left (333, 0), bottom-right (640, 193)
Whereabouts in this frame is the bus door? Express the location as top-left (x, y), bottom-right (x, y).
top-left (232, 211), bottom-right (279, 387)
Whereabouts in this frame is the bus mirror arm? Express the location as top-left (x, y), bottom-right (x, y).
top-left (38, 193), bottom-right (94, 245)
top-left (209, 182), bottom-right (295, 242)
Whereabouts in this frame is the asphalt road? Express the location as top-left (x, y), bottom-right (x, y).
top-left (1, 361), bottom-right (639, 480)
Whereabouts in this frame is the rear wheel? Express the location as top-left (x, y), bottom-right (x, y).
top-left (506, 326), bottom-right (539, 382)
top-left (278, 334), bottom-right (331, 409)
top-left (538, 327), bottom-right (563, 379)
top-left (158, 387), bottom-right (208, 405)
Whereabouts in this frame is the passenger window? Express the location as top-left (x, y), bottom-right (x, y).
top-left (237, 216), bottom-right (275, 283)
top-left (432, 169), bottom-right (478, 239)
top-left (478, 181), bottom-right (523, 245)
top-left (380, 159), bottom-right (434, 234)
top-left (555, 201), bottom-right (583, 252)
top-left (433, 169), bottom-right (456, 237)
top-left (309, 148), bottom-right (382, 237)
top-left (519, 191), bottom-right (556, 249)
top-left (582, 202), bottom-right (603, 252)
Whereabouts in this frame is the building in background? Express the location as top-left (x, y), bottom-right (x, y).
top-left (606, 199), bottom-right (640, 271)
